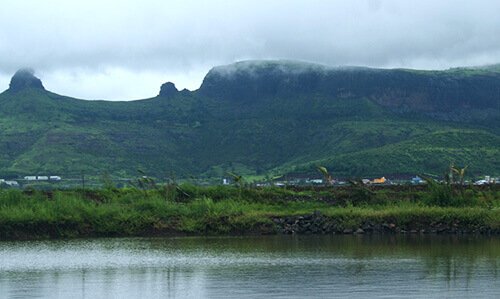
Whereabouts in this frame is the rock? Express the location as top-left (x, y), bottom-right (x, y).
top-left (271, 214), bottom-right (500, 236)
top-left (159, 82), bottom-right (178, 97)
top-left (382, 223), bottom-right (394, 232)
top-left (314, 217), bottom-right (323, 224)
top-left (310, 225), bottom-right (320, 233)
top-left (363, 227), bottom-right (373, 233)
top-left (9, 68), bottom-right (45, 92)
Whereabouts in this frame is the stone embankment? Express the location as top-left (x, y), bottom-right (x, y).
top-left (271, 211), bottom-right (499, 235)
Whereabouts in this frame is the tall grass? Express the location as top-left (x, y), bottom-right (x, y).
top-left (0, 185), bottom-right (498, 239)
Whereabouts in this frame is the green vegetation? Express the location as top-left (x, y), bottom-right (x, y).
top-left (0, 60), bottom-right (498, 179)
top-left (0, 185), bottom-right (498, 240)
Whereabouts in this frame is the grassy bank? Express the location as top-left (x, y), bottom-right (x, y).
top-left (0, 185), bottom-right (499, 240)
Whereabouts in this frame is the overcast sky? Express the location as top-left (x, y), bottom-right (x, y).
top-left (1, 0), bottom-right (499, 100)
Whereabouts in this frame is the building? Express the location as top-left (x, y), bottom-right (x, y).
top-left (23, 175), bottom-right (61, 181)
top-left (372, 177), bottom-right (387, 184)
top-left (411, 176), bottom-right (424, 184)
top-left (309, 179), bottom-right (323, 184)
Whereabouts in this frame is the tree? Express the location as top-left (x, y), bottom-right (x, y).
top-left (227, 172), bottom-right (244, 199)
top-left (451, 165), bottom-right (468, 186)
top-left (317, 166), bottom-right (333, 186)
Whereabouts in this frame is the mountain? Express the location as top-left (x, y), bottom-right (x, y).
top-left (0, 61), bottom-right (498, 179)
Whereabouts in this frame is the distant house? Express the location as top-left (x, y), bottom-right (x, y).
top-left (411, 176), bottom-right (424, 184)
top-left (5, 181), bottom-right (19, 187)
top-left (309, 179), bottom-right (323, 185)
top-left (484, 176), bottom-right (498, 184)
top-left (475, 176), bottom-right (498, 185)
top-left (255, 182), bottom-right (271, 187)
top-left (24, 175), bottom-right (60, 181)
top-left (372, 177), bottom-right (387, 184)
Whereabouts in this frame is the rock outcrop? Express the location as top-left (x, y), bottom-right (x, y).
top-left (9, 68), bottom-right (45, 92)
top-left (159, 82), bottom-right (178, 97)
top-left (199, 60), bottom-right (500, 117)
top-left (271, 211), bottom-right (499, 235)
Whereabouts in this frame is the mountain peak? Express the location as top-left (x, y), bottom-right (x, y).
top-left (159, 82), bottom-right (178, 97)
top-left (9, 68), bottom-right (45, 92)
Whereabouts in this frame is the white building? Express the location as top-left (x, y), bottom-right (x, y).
top-left (5, 181), bottom-right (19, 187)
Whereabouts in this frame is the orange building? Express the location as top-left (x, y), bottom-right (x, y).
top-left (372, 177), bottom-right (387, 184)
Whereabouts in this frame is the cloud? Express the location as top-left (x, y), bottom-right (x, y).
top-left (0, 0), bottom-right (499, 100)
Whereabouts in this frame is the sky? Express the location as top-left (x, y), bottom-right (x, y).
top-left (1, 0), bottom-right (499, 100)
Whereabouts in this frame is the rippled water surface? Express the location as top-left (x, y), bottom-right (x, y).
top-left (0, 235), bottom-right (499, 298)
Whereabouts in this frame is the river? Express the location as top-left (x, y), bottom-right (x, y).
top-left (0, 235), bottom-right (498, 298)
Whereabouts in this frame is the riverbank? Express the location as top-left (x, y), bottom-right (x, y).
top-left (0, 185), bottom-right (498, 240)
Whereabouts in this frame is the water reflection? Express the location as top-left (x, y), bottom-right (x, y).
top-left (0, 235), bottom-right (498, 298)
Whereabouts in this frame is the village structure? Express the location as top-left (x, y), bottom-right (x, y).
top-left (0, 173), bottom-right (498, 189)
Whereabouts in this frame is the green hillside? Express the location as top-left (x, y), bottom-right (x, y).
top-left (0, 62), bottom-right (498, 179)
top-left (277, 129), bottom-right (500, 177)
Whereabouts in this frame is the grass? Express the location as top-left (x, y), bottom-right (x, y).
top-left (0, 185), bottom-right (498, 240)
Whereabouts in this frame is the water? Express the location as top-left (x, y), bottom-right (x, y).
top-left (0, 235), bottom-right (498, 298)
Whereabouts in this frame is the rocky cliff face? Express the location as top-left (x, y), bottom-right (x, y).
top-left (8, 68), bottom-right (45, 92)
top-left (159, 82), bottom-right (178, 97)
top-left (199, 60), bottom-right (500, 118)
